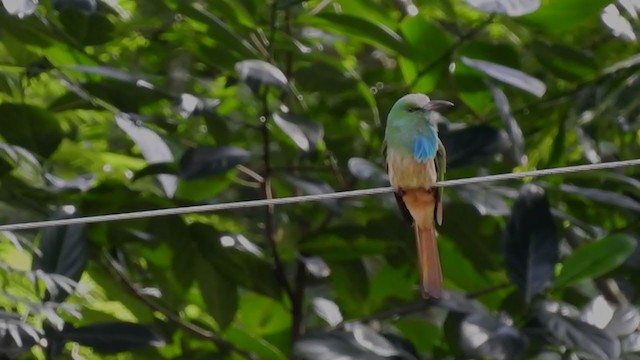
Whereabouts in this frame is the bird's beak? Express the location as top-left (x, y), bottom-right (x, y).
top-left (425, 100), bottom-right (454, 111)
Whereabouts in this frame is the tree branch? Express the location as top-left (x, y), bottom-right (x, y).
top-left (102, 252), bottom-right (255, 360)
top-left (261, 2), bottom-right (294, 303)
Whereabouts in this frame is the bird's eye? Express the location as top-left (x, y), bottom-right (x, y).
top-left (407, 107), bottom-right (420, 112)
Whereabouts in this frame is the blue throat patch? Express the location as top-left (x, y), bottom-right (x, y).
top-left (412, 127), bottom-right (438, 162)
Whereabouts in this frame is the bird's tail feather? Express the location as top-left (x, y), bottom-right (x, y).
top-left (415, 225), bottom-right (442, 298)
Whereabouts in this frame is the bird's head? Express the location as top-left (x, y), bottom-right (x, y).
top-left (388, 93), bottom-right (454, 126)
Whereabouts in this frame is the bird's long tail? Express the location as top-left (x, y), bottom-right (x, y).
top-left (415, 225), bottom-right (442, 298)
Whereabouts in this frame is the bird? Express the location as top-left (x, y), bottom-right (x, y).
top-left (384, 93), bottom-right (452, 298)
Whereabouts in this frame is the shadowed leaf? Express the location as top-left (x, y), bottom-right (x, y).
top-left (440, 124), bottom-right (510, 168)
top-left (179, 146), bottom-right (251, 180)
top-left (539, 304), bottom-right (620, 360)
top-left (32, 212), bottom-right (87, 302)
top-left (504, 184), bottom-right (558, 302)
top-left (0, 103), bottom-right (64, 158)
top-left (61, 322), bottom-right (165, 354)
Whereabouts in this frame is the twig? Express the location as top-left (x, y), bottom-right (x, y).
top-left (411, 14), bottom-right (495, 88)
top-left (261, 2), bottom-right (294, 302)
top-left (103, 252), bottom-right (255, 360)
top-left (466, 282), bottom-right (512, 298)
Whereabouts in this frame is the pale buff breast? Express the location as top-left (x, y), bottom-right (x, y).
top-left (387, 148), bottom-right (437, 190)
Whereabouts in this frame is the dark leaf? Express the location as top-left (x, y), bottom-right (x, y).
top-left (284, 175), bottom-right (341, 212)
top-left (196, 258), bottom-right (238, 330)
top-left (58, 10), bottom-right (115, 46)
top-left (504, 184), bottom-right (558, 302)
top-left (0, 312), bottom-right (39, 358)
top-left (455, 184), bottom-right (511, 216)
top-left (235, 59), bottom-right (288, 91)
top-left (465, 0), bottom-right (540, 16)
top-left (52, 0), bottom-right (97, 14)
top-left (347, 157), bottom-right (388, 185)
top-left (460, 313), bottom-right (526, 359)
top-left (191, 225), bottom-right (281, 299)
top-left (487, 81), bottom-right (525, 165)
top-left (26, 57), bottom-right (54, 78)
top-left (32, 211), bottom-right (87, 302)
top-left (0, 103), bottom-right (64, 158)
top-left (554, 234), bottom-right (636, 288)
top-left (539, 304), bottom-right (620, 360)
top-left (179, 146), bottom-right (251, 180)
top-left (49, 80), bottom-right (166, 112)
top-left (461, 56), bottom-right (546, 97)
top-left (272, 112), bottom-right (324, 152)
top-left (133, 162), bottom-right (178, 181)
top-left (558, 183), bottom-right (640, 212)
top-left (115, 113), bottom-right (176, 197)
top-left (440, 124), bottom-right (510, 168)
top-left (61, 322), bottom-right (165, 354)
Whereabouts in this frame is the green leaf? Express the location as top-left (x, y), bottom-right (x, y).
top-left (300, 13), bottom-right (410, 56)
top-left (58, 10), bottom-right (115, 46)
top-left (196, 258), bottom-right (238, 330)
top-left (179, 3), bottom-right (258, 59)
top-left (530, 42), bottom-right (598, 81)
top-left (520, 0), bottom-right (611, 32)
top-left (0, 103), bottom-right (64, 158)
top-left (32, 212), bottom-right (87, 302)
top-left (399, 15), bottom-right (453, 92)
top-left (554, 234), bottom-right (637, 288)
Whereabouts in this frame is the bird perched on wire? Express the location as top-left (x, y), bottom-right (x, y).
top-left (384, 93), bottom-right (452, 298)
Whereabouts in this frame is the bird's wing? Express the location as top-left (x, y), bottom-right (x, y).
top-left (434, 138), bottom-right (446, 226)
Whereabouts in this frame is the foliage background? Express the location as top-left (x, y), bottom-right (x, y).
top-left (1, 0), bottom-right (640, 359)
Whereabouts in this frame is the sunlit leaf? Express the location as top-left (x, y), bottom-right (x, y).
top-left (235, 59), bottom-right (288, 91)
top-left (465, 0), bottom-right (540, 16)
top-left (272, 112), bottom-right (324, 152)
top-left (461, 56), bottom-right (546, 97)
top-left (115, 114), bottom-right (176, 197)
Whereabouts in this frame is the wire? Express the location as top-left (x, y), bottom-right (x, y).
top-left (0, 159), bottom-right (638, 232)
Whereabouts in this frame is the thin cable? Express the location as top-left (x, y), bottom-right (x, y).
top-left (0, 159), bottom-right (638, 232)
